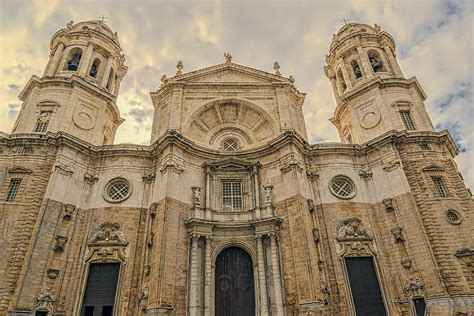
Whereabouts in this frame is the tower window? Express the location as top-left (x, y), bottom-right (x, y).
top-left (351, 60), bottom-right (362, 79)
top-left (6, 179), bottom-right (21, 202)
top-left (89, 58), bottom-right (101, 78)
top-left (66, 48), bottom-right (83, 71)
top-left (368, 50), bottom-right (384, 72)
top-left (34, 111), bottom-right (52, 133)
top-left (400, 111), bottom-right (416, 130)
top-left (222, 181), bottom-right (242, 211)
top-left (431, 176), bottom-right (448, 198)
top-left (420, 144), bottom-right (430, 150)
top-left (337, 69), bottom-right (346, 93)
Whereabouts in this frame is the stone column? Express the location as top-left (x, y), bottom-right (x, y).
top-left (78, 43), bottom-right (94, 76)
top-left (257, 235), bottom-right (269, 316)
top-left (113, 75), bottom-right (123, 96)
top-left (339, 58), bottom-right (353, 89)
top-left (45, 42), bottom-right (65, 77)
top-left (189, 234), bottom-right (200, 316)
top-left (275, 84), bottom-right (292, 131)
top-left (383, 44), bottom-right (404, 78)
top-left (100, 55), bottom-right (113, 88)
top-left (204, 236), bottom-right (212, 315)
top-left (253, 166), bottom-right (261, 218)
top-left (357, 46), bottom-right (374, 79)
top-left (270, 233), bottom-right (284, 315)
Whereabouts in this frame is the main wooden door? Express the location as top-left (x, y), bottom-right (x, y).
top-left (215, 247), bottom-right (255, 316)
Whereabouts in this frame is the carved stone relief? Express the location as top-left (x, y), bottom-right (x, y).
top-left (404, 278), bottom-right (425, 298)
top-left (34, 288), bottom-right (55, 311)
top-left (54, 235), bottom-right (68, 252)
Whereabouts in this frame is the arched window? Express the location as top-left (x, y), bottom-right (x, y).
top-left (337, 69), bottom-right (346, 93)
top-left (89, 58), bottom-right (101, 78)
top-left (367, 50), bottom-right (384, 72)
top-left (106, 68), bottom-right (115, 92)
top-left (65, 47), bottom-right (83, 71)
top-left (351, 60), bottom-right (362, 79)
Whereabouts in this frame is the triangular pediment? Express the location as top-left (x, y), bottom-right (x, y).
top-left (173, 62), bottom-right (291, 84)
top-left (203, 157), bottom-right (259, 170)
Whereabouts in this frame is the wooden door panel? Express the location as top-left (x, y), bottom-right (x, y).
top-left (215, 247), bottom-right (255, 316)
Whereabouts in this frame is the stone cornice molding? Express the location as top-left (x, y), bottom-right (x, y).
top-left (2, 129), bottom-right (458, 168)
top-left (332, 76), bottom-right (426, 121)
top-left (18, 75), bottom-right (121, 108)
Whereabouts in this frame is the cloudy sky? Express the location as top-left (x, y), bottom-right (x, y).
top-left (0, 0), bottom-right (472, 188)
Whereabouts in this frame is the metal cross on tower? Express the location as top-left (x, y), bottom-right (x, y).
top-left (99, 14), bottom-right (108, 23)
top-left (341, 18), bottom-right (349, 25)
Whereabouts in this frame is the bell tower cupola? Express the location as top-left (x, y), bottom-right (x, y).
top-left (325, 23), bottom-right (435, 144)
top-left (11, 20), bottom-right (128, 145)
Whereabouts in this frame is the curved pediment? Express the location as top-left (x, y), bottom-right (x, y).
top-left (183, 99), bottom-right (277, 150)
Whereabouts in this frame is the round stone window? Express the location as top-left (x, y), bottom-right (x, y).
top-left (330, 175), bottom-right (356, 199)
top-left (222, 138), bottom-right (239, 151)
top-left (104, 178), bottom-right (132, 203)
top-left (445, 209), bottom-right (462, 225)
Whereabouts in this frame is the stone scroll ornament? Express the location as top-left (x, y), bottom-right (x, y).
top-left (336, 218), bottom-right (375, 257)
top-left (85, 222), bottom-right (128, 263)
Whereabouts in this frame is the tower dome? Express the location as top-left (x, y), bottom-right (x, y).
top-left (325, 23), bottom-right (434, 144)
top-left (11, 20), bottom-right (128, 145)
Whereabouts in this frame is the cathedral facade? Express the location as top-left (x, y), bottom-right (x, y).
top-left (0, 20), bottom-right (472, 316)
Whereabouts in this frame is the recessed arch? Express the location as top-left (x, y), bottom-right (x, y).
top-left (183, 98), bottom-right (277, 149)
top-left (212, 240), bottom-right (257, 265)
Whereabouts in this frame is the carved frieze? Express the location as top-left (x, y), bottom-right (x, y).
top-left (34, 288), bottom-right (55, 311)
top-left (88, 222), bottom-right (128, 246)
top-left (404, 278), bottom-right (425, 298)
top-left (336, 218), bottom-right (372, 242)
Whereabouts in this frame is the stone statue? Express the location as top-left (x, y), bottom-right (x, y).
top-left (139, 285), bottom-right (149, 310)
top-left (273, 62), bottom-right (281, 76)
top-left (263, 185), bottom-right (273, 204)
top-left (176, 60), bottom-right (183, 75)
top-left (224, 52), bottom-right (232, 63)
top-left (66, 20), bottom-right (74, 30)
top-left (191, 186), bottom-right (201, 207)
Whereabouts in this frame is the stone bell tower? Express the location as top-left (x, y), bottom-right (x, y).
top-left (11, 20), bottom-right (127, 145)
top-left (325, 23), bottom-right (435, 144)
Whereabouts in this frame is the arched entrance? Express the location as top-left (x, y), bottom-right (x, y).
top-left (215, 247), bottom-right (255, 316)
